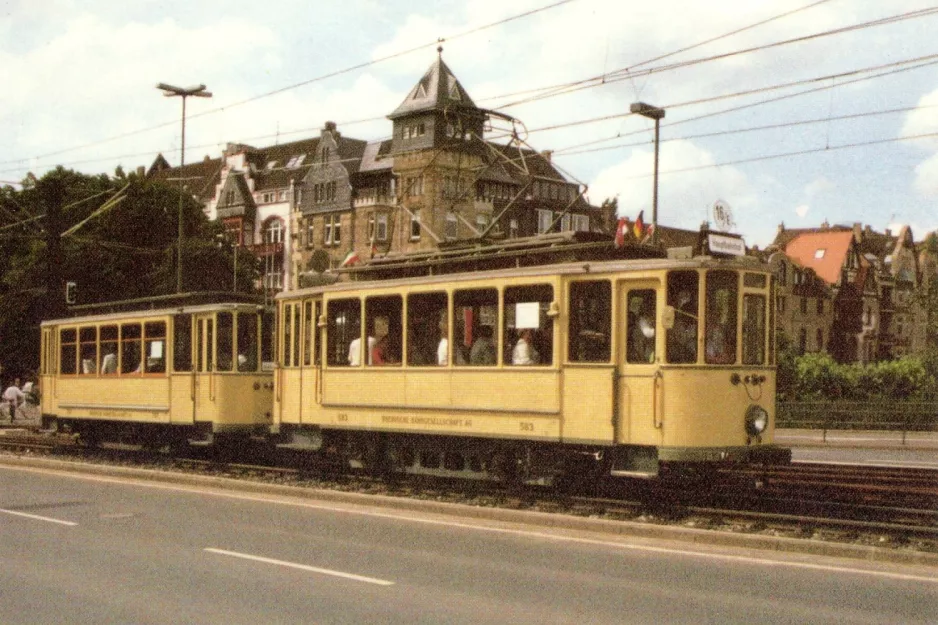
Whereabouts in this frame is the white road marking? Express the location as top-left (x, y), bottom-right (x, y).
top-left (0, 508), bottom-right (77, 526)
top-left (204, 548), bottom-right (394, 586)
top-left (11, 465), bottom-right (938, 584)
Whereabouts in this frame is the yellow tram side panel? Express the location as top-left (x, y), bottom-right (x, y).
top-left (657, 367), bottom-right (777, 448)
top-left (46, 376), bottom-right (172, 423)
top-left (299, 368), bottom-right (563, 440)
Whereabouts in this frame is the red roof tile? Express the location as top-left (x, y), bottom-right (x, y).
top-left (785, 230), bottom-right (854, 285)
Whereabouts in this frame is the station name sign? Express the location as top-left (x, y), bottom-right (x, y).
top-left (707, 233), bottom-right (746, 256)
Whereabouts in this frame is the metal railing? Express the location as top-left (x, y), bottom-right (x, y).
top-left (777, 400), bottom-right (938, 441)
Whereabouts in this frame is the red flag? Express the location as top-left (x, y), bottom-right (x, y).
top-left (632, 210), bottom-right (645, 239)
top-left (641, 223), bottom-right (655, 244)
top-left (614, 217), bottom-right (629, 248)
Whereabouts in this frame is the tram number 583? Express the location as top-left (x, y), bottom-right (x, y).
top-left (519, 422), bottom-right (534, 432)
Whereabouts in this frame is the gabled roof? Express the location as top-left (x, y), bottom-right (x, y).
top-left (388, 55), bottom-right (479, 119)
top-left (358, 140), bottom-right (394, 173)
top-left (147, 152), bottom-right (223, 202)
top-left (784, 230), bottom-right (855, 285)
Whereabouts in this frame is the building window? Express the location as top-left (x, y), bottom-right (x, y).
top-left (286, 154), bottom-right (306, 168)
top-left (814, 248), bottom-right (826, 259)
top-left (324, 215), bottom-right (341, 246)
top-left (798, 328), bottom-right (807, 354)
top-left (537, 209), bottom-right (553, 234)
top-left (800, 297), bottom-right (807, 314)
top-left (816, 328), bottom-right (824, 351)
top-left (573, 214), bottom-right (590, 232)
top-left (778, 261), bottom-right (787, 286)
top-left (817, 299), bottom-right (824, 315)
top-left (509, 218), bottom-right (519, 238)
top-left (368, 213), bottom-right (388, 243)
top-left (445, 211), bottom-right (458, 240)
top-left (264, 218), bottom-right (284, 245)
top-left (475, 213), bottom-right (489, 234)
top-left (410, 210), bottom-right (421, 240)
top-left (776, 296), bottom-right (786, 313)
top-left (405, 176), bottom-right (423, 197)
top-left (306, 220), bottom-right (315, 249)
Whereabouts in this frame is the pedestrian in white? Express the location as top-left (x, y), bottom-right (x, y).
top-left (3, 377), bottom-right (25, 421)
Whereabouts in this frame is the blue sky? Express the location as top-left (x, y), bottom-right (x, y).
top-left (1, 0), bottom-right (937, 247)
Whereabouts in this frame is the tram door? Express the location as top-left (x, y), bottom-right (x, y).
top-left (276, 299), bottom-right (321, 425)
top-left (170, 313), bottom-right (197, 424)
top-left (616, 281), bottom-right (664, 447)
top-left (190, 313), bottom-right (216, 421)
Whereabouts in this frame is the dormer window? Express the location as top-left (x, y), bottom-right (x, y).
top-left (814, 248), bottom-right (826, 259)
top-left (286, 154), bottom-right (306, 168)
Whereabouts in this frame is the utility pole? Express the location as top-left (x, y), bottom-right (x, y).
top-left (630, 102), bottom-right (665, 246)
top-left (40, 176), bottom-right (66, 319)
top-left (157, 82), bottom-right (212, 293)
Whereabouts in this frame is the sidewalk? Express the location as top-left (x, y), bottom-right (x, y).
top-left (776, 428), bottom-right (938, 449)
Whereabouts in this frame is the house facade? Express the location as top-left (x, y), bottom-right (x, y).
top-left (149, 53), bottom-right (600, 292)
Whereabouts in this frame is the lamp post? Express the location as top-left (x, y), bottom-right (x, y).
top-left (157, 82), bottom-right (212, 293)
top-left (630, 102), bottom-right (665, 245)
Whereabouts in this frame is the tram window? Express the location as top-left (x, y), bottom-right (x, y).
top-left (173, 315), bottom-right (192, 372)
top-left (261, 310), bottom-right (275, 370)
top-left (237, 312), bottom-right (258, 372)
top-left (406, 292), bottom-right (448, 366)
top-left (143, 322), bottom-right (166, 373)
top-left (504, 284), bottom-right (554, 366)
top-left (768, 276), bottom-right (776, 365)
top-left (327, 298), bottom-right (361, 366)
top-left (79, 327), bottom-right (97, 375)
top-left (302, 301), bottom-right (313, 367)
top-left (281, 304), bottom-right (293, 367)
top-left (100, 325), bottom-right (118, 374)
top-left (60, 328), bottom-right (77, 375)
top-left (217, 312), bottom-right (234, 372)
top-left (366, 296), bottom-right (402, 366)
top-left (705, 271), bottom-right (738, 364)
top-left (667, 271), bottom-right (699, 364)
top-left (120, 324), bottom-right (142, 374)
top-left (568, 281), bottom-right (611, 363)
top-left (627, 290), bottom-right (657, 364)
top-left (744, 272), bottom-right (767, 289)
top-left (205, 319), bottom-right (214, 372)
top-left (742, 294), bottom-right (767, 365)
top-left (454, 288), bottom-right (498, 366)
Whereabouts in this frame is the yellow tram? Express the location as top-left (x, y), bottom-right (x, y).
top-left (273, 243), bottom-right (791, 480)
top-left (39, 293), bottom-right (274, 447)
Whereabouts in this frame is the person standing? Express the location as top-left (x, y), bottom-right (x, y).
top-left (3, 377), bottom-right (25, 422)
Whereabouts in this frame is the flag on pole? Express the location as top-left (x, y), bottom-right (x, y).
top-left (614, 217), bottom-right (630, 248)
top-left (340, 250), bottom-right (361, 268)
top-left (641, 223), bottom-right (655, 244)
top-left (632, 210), bottom-right (645, 239)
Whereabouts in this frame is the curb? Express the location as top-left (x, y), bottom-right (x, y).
top-left (2, 453), bottom-right (936, 569)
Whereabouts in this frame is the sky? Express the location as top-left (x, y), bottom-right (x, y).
top-left (1, 0), bottom-right (937, 248)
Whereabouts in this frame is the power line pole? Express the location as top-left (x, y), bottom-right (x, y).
top-left (40, 177), bottom-right (66, 319)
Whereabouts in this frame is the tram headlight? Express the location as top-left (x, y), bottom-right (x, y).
top-left (745, 405), bottom-right (769, 436)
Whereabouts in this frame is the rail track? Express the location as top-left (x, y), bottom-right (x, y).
top-left (1, 429), bottom-right (936, 552)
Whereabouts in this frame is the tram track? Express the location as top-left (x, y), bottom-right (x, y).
top-left (1, 431), bottom-right (936, 554)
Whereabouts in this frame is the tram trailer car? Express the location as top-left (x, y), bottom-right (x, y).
top-left (39, 294), bottom-right (275, 447)
top-left (273, 255), bottom-right (791, 481)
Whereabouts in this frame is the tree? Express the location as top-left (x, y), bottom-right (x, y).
top-left (0, 167), bottom-right (260, 378)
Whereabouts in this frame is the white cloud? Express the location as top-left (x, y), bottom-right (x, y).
top-left (589, 139), bottom-right (751, 230)
top-left (795, 204), bottom-right (810, 218)
top-left (805, 177), bottom-right (834, 198)
top-left (912, 151), bottom-right (938, 197)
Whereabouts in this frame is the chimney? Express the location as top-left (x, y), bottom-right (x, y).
top-left (853, 222), bottom-right (862, 242)
top-left (136, 166), bottom-right (145, 177)
top-left (541, 150), bottom-right (553, 163)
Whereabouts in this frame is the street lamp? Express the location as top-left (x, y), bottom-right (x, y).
top-left (157, 82), bottom-right (212, 293)
top-left (630, 102), bottom-right (665, 246)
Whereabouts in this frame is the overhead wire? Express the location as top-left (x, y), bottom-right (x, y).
top-left (2, 0), bottom-right (577, 169)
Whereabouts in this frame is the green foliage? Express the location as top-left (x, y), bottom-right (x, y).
top-left (790, 352), bottom-right (933, 401)
top-left (0, 167), bottom-right (261, 379)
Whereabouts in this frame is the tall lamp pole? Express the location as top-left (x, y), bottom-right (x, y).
top-left (630, 102), bottom-right (665, 246)
top-left (157, 82), bottom-right (212, 293)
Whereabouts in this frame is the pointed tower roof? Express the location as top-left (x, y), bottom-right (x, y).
top-left (388, 50), bottom-right (479, 119)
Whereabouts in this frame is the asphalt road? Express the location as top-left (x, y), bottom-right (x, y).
top-left (1, 465), bottom-right (935, 624)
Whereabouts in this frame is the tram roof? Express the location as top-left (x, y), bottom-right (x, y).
top-left (283, 238), bottom-right (768, 299)
top-left (42, 291), bottom-right (268, 325)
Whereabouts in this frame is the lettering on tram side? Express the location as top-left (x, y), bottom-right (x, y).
top-left (381, 415), bottom-right (473, 428)
top-left (519, 422), bottom-right (534, 432)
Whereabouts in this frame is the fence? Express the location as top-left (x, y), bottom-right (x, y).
top-left (777, 401), bottom-right (938, 439)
